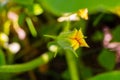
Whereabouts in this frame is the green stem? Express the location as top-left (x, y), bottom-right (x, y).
top-left (7, 52), bottom-right (14, 64)
top-left (0, 52), bottom-right (53, 72)
top-left (0, 48), bottom-right (6, 65)
top-left (44, 35), bottom-right (57, 39)
top-left (63, 21), bottom-right (70, 32)
top-left (26, 17), bottom-right (37, 37)
top-left (65, 50), bottom-right (80, 80)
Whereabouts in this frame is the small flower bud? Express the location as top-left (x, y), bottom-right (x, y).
top-left (0, 32), bottom-right (9, 47)
top-left (49, 45), bottom-right (58, 52)
top-left (8, 42), bottom-right (21, 54)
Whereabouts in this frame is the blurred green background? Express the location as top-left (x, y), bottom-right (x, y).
top-left (0, 0), bottom-right (120, 80)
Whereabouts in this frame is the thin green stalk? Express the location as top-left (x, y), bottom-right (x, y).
top-left (7, 52), bottom-right (14, 64)
top-left (44, 35), bottom-right (57, 39)
top-left (0, 48), bottom-right (6, 65)
top-left (0, 48), bottom-right (11, 80)
top-left (26, 17), bottom-right (37, 37)
top-left (65, 50), bottom-right (80, 80)
top-left (63, 21), bottom-right (70, 32)
top-left (0, 52), bottom-right (53, 72)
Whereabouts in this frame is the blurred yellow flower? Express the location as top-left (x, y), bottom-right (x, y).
top-left (57, 8), bottom-right (88, 22)
top-left (0, 32), bottom-right (9, 47)
top-left (69, 29), bottom-right (89, 50)
top-left (77, 8), bottom-right (88, 20)
top-left (111, 7), bottom-right (120, 16)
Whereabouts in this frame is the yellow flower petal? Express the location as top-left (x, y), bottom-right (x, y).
top-left (77, 8), bottom-right (88, 20)
top-left (69, 29), bottom-right (77, 38)
top-left (69, 39), bottom-right (77, 47)
top-left (72, 41), bottom-right (79, 50)
top-left (76, 29), bottom-right (84, 38)
top-left (78, 39), bottom-right (89, 47)
top-left (68, 29), bottom-right (89, 50)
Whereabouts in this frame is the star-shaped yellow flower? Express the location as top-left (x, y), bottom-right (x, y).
top-left (69, 29), bottom-right (89, 50)
top-left (77, 8), bottom-right (88, 20)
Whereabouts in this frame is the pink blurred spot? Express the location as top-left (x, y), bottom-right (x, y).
top-left (103, 26), bottom-right (120, 63)
top-left (7, 11), bottom-right (26, 40)
top-left (16, 27), bottom-right (26, 40)
top-left (8, 11), bottom-right (18, 21)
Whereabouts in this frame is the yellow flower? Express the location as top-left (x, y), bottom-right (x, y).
top-left (77, 8), bottom-right (88, 20)
top-left (0, 32), bottom-right (9, 47)
top-left (57, 8), bottom-right (88, 22)
top-left (69, 29), bottom-right (89, 50)
top-left (111, 7), bottom-right (120, 16)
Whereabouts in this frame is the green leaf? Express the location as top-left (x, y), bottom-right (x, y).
top-left (57, 31), bottom-right (72, 49)
top-left (92, 31), bottom-right (103, 41)
top-left (98, 49), bottom-right (116, 70)
top-left (12, 0), bottom-right (34, 5)
top-left (38, 0), bottom-right (120, 15)
top-left (57, 39), bottom-right (71, 50)
top-left (89, 71), bottom-right (120, 80)
top-left (81, 67), bottom-right (93, 79)
top-left (112, 25), bottom-right (120, 42)
top-left (0, 73), bottom-right (14, 80)
top-left (62, 70), bottom-right (71, 80)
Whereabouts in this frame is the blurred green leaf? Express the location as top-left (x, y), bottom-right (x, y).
top-left (62, 70), bottom-right (71, 80)
top-left (0, 73), bottom-right (14, 80)
top-left (57, 39), bottom-right (71, 50)
top-left (112, 25), bottom-right (120, 42)
top-left (92, 31), bottom-right (103, 41)
top-left (81, 67), bottom-right (93, 79)
top-left (89, 71), bottom-right (120, 80)
top-left (39, 23), bottom-right (61, 36)
top-left (57, 32), bottom-right (71, 48)
top-left (12, 0), bottom-right (34, 5)
top-left (38, 0), bottom-right (120, 15)
top-left (98, 49), bottom-right (116, 70)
